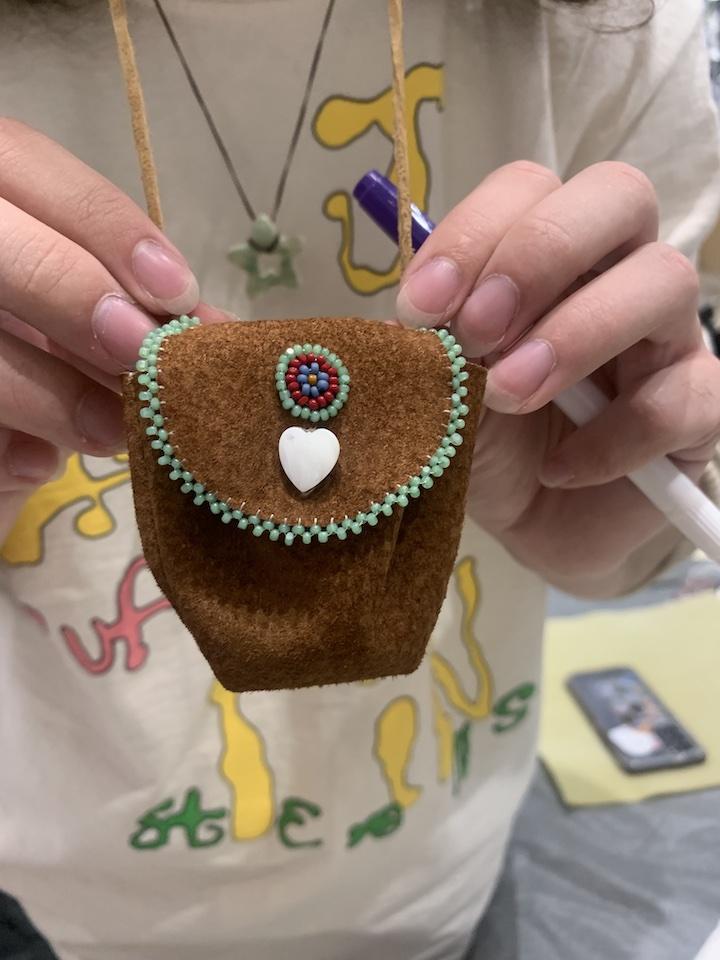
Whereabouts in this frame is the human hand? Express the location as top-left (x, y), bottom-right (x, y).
top-left (396, 161), bottom-right (720, 586)
top-left (0, 118), bottom-right (202, 499)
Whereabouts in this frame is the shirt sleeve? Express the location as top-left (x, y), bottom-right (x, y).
top-left (552, 0), bottom-right (720, 262)
top-left (545, 0), bottom-right (720, 597)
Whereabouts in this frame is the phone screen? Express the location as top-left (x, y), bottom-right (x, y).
top-left (567, 667), bottom-right (705, 773)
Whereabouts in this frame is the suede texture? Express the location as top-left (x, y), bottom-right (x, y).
top-left (123, 317), bottom-right (486, 693)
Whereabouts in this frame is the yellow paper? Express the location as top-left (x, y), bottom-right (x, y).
top-left (539, 591), bottom-right (720, 807)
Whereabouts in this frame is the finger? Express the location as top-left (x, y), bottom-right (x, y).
top-left (0, 309), bottom-right (122, 393)
top-left (455, 161), bottom-right (659, 356)
top-left (0, 328), bottom-right (125, 455)
top-left (0, 427), bottom-right (60, 492)
top-left (538, 350), bottom-right (720, 489)
top-left (0, 119), bottom-right (198, 315)
top-left (0, 307), bottom-right (47, 351)
top-left (484, 242), bottom-right (701, 415)
top-left (0, 198), bottom-right (161, 374)
top-left (395, 161), bottom-right (561, 329)
top-left (47, 342), bottom-right (126, 395)
top-left (193, 301), bottom-right (240, 325)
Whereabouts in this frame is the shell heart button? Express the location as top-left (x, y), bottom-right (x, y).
top-left (279, 427), bottom-right (340, 495)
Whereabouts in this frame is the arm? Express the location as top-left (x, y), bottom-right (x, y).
top-left (395, 1), bottom-right (720, 598)
top-left (549, 0), bottom-right (720, 597)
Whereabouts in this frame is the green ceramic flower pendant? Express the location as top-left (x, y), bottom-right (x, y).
top-left (228, 214), bottom-right (302, 299)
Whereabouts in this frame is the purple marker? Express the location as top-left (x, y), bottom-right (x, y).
top-left (353, 170), bottom-right (435, 253)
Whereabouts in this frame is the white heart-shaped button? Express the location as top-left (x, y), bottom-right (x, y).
top-left (279, 427), bottom-right (340, 495)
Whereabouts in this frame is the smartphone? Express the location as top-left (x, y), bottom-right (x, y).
top-left (567, 666), bottom-right (706, 774)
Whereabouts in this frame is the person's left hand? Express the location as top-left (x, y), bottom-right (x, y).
top-left (395, 160), bottom-right (720, 589)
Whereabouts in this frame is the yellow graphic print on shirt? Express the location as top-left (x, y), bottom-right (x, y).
top-left (313, 63), bottom-right (443, 295)
top-left (210, 682), bottom-right (276, 841)
top-left (345, 696), bottom-right (423, 849)
top-left (374, 696), bottom-right (422, 809)
top-left (431, 686), bottom-right (455, 784)
top-left (431, 557), bottom-right (494, 720)
top-left (429, 557), bottom-right (496, 793)
top-left (1, 454), bottom-right (130, 566)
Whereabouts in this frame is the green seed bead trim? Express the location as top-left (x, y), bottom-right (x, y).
top-left (138, 319), bottom-right (469, 546)
top-left (275, 343), bottom-right (351, 418)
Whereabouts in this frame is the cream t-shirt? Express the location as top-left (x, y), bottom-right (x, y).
top-left (0, 2), bottom-right (718, 959)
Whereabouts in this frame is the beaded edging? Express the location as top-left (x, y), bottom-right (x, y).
top-left (136, 315), bottom-right (470, 546)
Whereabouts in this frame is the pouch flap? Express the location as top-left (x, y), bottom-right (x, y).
top-left (143, 316), bottom-right (471, 534)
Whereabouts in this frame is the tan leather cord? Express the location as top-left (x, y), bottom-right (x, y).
top-left (107, 0), bottom-right (164, 229)
top-left (108, 0), bottom-right (410, 261)
top-left (388, 0), bottom-right (413, 272)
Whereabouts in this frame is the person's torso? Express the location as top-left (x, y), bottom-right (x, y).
top-left (0, 2), bottom-right (559, 957)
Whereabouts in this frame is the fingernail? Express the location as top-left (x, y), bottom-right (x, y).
top-left (92, 295), bottom-right (157, 369)
top-left (455, 275), bottom-right (519, 356)
top-left (6, 438), bottom-right (59, 484)
top-left (76, 388), bottom-right (125, 451)
top-left (539, 459), bottom-right (575, 488)
top-left (396, 258), bottom-right (462, 328)
top-left (485, 339), bottom-right (556, 413)
top-left (131, 239), bottom-right (199, 314)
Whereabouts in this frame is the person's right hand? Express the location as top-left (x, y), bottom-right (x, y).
top-left (0, 118), bottom-right (201, 498)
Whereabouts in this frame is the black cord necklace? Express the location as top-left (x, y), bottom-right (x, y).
top-left (151, 0), bottom-right (338, 298)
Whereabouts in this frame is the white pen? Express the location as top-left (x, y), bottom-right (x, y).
top-left (355, 169), bottom-right (720, 563)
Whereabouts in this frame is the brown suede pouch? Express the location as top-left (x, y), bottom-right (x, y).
top-left (123, 317), bottom-right (485, 692)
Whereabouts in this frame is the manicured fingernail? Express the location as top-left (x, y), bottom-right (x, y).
top-left (539, 459), bottom-right (575, 488)
top-left (6, 438), bottom-right (59, 484)
top-left (131, 239), bottom-right (199, 314)
top-left (396, 258), bottom-right (462, 328)
top-left (485, 339), bottom-right (556, 413)
top-left (455, 275), bottom-right (519, 356)
top-left (92, 295), bottom-right (157, 369)
top-left (76, 388), bottom-right (125, 451)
